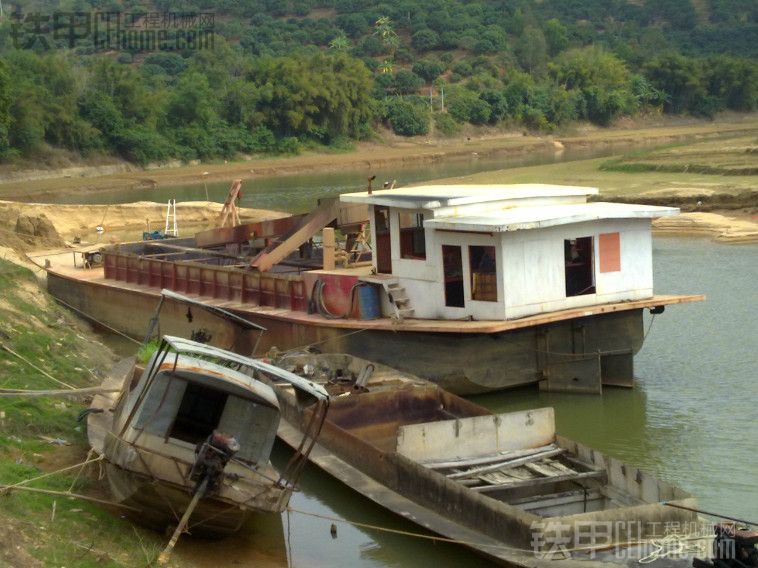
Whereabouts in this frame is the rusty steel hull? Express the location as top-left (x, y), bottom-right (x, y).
top-left (271, 369), bottom-right (697, 568)
top-left (105, 463), bottom-right (250, 537)
top-left (48, 269), bottom-right (645, 394)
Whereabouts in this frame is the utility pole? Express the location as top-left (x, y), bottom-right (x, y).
top-left (440, 85), bottom-right (445, 112)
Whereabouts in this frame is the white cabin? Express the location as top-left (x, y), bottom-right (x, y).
top-left (340, 184), bottom-right (678, 320)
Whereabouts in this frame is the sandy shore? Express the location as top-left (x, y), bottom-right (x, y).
top-left (0, 200), bottom-right (288, 248)
top-left (0, 117), bottom-right (757, 201)
top-left (653, 212), bottom-right (758, 243)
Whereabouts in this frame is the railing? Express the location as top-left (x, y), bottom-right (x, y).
top-left (103, 251), bottom-right (308, 312)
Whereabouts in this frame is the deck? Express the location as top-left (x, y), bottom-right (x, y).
top-left (43, 253), bottom-right (704, 335)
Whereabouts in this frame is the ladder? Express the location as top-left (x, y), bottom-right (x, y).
top-left (164, 199), bottom-right (178, 237)
top-left (218, 179), bottom-right (243, 228)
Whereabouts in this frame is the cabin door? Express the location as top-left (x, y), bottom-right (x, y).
top-left (375, 206), bottom-right (392, 274)
top-left (442, 245), bottom-right (465, 308)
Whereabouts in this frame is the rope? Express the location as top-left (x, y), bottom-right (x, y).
top-left (0, 484), bottom-right (139, 511)
top-left (0, 386), bottom-right (120, 397)
top-left (1, 454), bottom-right (104, 490)
top-left (638, 534), bottom-right (708, 564)
top-left (0, 343), bottom-right (76, 389)
top-left (279, 326), bottom-right (372, 356)
top-left (285, 506), bottom-right (713, 556)
top-left (49, 296), bottom-right (141, 346)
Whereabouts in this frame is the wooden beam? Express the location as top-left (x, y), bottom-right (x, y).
top-left (424, 444), bottom-right (557, 470)
top-left (471, 470), bottom-right (605, 493)
top-left (252, 200), bottom-right (338, 272)
top-left (447, 448), bottom-right (564, 480)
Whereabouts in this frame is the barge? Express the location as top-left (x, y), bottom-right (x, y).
top-left (45, 183), bottom-right (703, 394)
top-left (262, 352), bottom-right (704, 567)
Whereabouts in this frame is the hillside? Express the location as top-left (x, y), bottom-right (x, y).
top-left (0, 0), bottom-right (755, 167)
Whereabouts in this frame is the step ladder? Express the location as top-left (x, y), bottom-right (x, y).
top-left (384, 281), bottom-right (414, 320)
top-left (164, 199), bottom-right (178, 237)
top-left (359, 275), bottom-right (414, 320)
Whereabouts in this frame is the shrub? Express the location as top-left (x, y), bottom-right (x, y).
top-left (384, 98), bottom-right (429, 136)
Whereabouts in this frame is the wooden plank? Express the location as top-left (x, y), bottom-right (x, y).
top-left (252, 200), bottom-right (338, 272)
top-left (425, 444), bottom-right (556, 470)
top-left (510, 489), bottom-right (603, 512)
top-left (447, 449), bottom-right (564, 480)
top-left (471, 470), bottom-right (605, 493)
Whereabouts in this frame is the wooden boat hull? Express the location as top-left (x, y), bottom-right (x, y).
top-left (46, 267), bottom-right (673, 394)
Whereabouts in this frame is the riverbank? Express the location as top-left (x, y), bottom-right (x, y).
top-left (0, 200), bottom-right (288, 251)
top-left (430, 132), bottom-right (758, 243)
top-left (1, 116), bottom-right (757, 202)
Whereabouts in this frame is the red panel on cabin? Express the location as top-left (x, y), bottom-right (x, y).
top-left (599, 232), bottom-right (621, 273)
top-left (318, 274), bottom-right (360, 318)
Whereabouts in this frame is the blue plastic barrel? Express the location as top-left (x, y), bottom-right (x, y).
top-left (357, 283), bottom-right (381, 320)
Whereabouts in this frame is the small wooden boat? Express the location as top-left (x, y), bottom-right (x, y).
top-left (87, 336), bottom-right (328, 538)
top-left (260, 353), bottom-right (702, 567)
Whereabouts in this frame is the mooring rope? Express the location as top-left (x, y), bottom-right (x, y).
top-left (285, 506), bottom-right (713, 557)
top-left (0, 342), bottom-right (76, 390)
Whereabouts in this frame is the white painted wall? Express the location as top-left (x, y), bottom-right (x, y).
top-left (502, 218), bottom-right (653, 319)
top-left (370, 206), bottom-right (653, 321)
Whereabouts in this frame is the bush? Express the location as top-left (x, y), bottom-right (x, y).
top-left (384, 98), bottom-right (429, 136)
top-left (448, 91), bottom-right (492, 124)
top-left (393, 70), bottom-right (424, 94)
top-left (412, 59), bottom-right (445, 82)
top-left (433, 113), bottom-right (459, 136)
top-left (412, 29), bottom-right (440, 52)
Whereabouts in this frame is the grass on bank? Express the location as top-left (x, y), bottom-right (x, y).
top-left (434, 132), bottom-right (758, 199)
top-left (0, 258), bottom-right (172, 567)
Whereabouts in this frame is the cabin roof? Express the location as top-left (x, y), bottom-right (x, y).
top-left (162, 336), bottom-right (328, 399)
top-left (340, 184), bottom-right (598, 209)
top-left (424, 202), bottom-right (679, 232)
top-left (164, 354), bottom-right (281, 408)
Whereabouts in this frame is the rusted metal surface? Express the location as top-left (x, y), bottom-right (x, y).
top-left (269, 355), bottom-right (698, 567)
top-left (104, 250), bottom-right (308, 312)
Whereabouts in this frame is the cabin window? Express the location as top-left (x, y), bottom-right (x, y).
top-left (564, 237), bottom-right (596, 297)
top-left (169, 382), bottom-right (228, 444)
top-left (442, 245), bottom-right (465, 307)
top-left (399, 212), bottom-right (426, 260)
top-left (599, 232), bottom-right (621, 273)
top-left (469, 245), bottom-right (498, 302)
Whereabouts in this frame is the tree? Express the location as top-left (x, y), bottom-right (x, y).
top-left (384, 99), bottom-right (429, 136)
top-left (516, 27), bottom-right (548, 75)
top-left (412, 29), bottom-right (440, 52)
top-left (412, 60), bottom-right (445, 82)
top-left (329, 35), bottom-right (350, 51)
top-left (644, 53), bottom-right (705, 113)
top-left (544, 19), bottom-right (569, 56)
top-left (0, 61), bottom-right (12, 156)
top-left (393, 70), bottom-right (424, 94)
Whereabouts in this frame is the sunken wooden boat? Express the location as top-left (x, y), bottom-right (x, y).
top-left (87, 336), bottom-right (328, 537)
top-left (260, 353), bottom-right (701, 567)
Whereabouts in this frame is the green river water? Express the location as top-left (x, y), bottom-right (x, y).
top-left (68, 149), bottom-right (756, 567)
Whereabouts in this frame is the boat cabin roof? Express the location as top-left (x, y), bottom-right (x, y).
top-left (424, 201), bottom-right (679, 233)
top-left (160, 354), bottom-right (280, 408)
top-left (340, 184), bottom-right (598, 209)
top-left (162, 336), bottom-right (328, 400)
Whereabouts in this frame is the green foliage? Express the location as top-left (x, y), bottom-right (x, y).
top-left (412, 59), bottom-right (446, 82)
top-left (393, 69), bottom-right (424, 94)
top-left (0, 0), bottom-right (754, 162)
top-left (383, 98), bottom-right (429, 136)
top-left (433, 112), bottom-right (460, 136)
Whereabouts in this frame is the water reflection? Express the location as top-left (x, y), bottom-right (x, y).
top-left (53, 144), bottom-right (640, 212)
